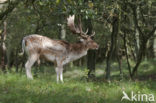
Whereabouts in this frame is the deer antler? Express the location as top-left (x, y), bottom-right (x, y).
top-left (67, 15), bottom-right (88, 38)
top-left (67, 15), bottom-right (80, 34)
top-left (90, 31), bottom-right (95, 37)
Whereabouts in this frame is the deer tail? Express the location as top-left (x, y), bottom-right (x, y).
top-left (19, 38), bottom-right (26, 56)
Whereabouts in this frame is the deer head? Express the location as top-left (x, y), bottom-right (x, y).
top-left (67, 15), bottom-right (99, 50)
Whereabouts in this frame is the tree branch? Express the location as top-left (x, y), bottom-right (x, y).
top-left (130, 4), bottom-right (144, 39)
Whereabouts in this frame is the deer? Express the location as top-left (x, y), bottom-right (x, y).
top-left (21, 15), bottom-right (99, 83)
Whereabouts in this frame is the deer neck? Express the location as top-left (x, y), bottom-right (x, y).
top-left (63, 42), bottom-right (88, 65)
top-left (70, 42), bottom-right (88, 53)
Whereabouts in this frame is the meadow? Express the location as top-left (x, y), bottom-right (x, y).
top-left (0, 60), bottom-right (155, 103)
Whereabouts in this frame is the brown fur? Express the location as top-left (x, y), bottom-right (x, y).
top-left (69, 42), bottom-right (87, 54)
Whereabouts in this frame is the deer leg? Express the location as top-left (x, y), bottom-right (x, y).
top-left (37, 59), bottom-right (40, 65)
top-left (55, 66), bottom-right (64, 83)
top-left (55, 67), bottom-right (60, 83)
top-left (59, 67), bottom-right (64, 83)
top-left (25, 54), bottom-right (38, 79)
top-left (55, 58), bottom-right (64, 83)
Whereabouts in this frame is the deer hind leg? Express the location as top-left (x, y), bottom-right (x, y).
top-left (25, 54), bottom-right (38, 79)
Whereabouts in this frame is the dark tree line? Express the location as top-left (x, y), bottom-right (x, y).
top-left (0, 0), bottom-right (155, 81)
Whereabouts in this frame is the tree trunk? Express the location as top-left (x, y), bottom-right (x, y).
top-left (116, 49), bottom-right (123, 78)
top-left (105, 17), bottom-right (119, 80)
top-left (131, 41), bottom-right (147, 77)
top-left (15, 48), bottom-right (19, 72)
top-left (146, 37), bottom-right (155, 59)
top-left (58, 24), bottom-right (66, 40)
top-left (123, 31), bottom-right (132, 78)
top-left (130, 4), bottom-right (156, 77)
top-left (154, 36), bottom-right (156, 58)
top-left (85, 18), bottom-right (96, 78)
top-left (87, 50), bottom-right (96, 77)
top-left (134, 28), bottom-right (139, 61)
top-left (0, 21), bottom-right (7, 71)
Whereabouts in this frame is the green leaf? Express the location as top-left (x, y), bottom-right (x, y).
top-left (56, 0), bottom-right (60, 4)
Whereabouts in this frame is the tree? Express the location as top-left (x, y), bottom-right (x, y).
top-left (0, 21), bottom-right (7, 71)
top-left (129, 1), bottom-right (156, 77)
top-left (105, 16), bottom-right (119, 80)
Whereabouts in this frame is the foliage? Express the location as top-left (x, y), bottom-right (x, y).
top-left (0, 0), bottom-right (155, 80)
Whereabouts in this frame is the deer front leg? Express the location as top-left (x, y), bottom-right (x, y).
top-left (55, 66), bottom-right (64, 83)
top-left (55, 57), bottom-right (64, 83)
top-left (60, 67), bottom-right (64, 83)
top-left (55, 67), bottom-right (59, 83)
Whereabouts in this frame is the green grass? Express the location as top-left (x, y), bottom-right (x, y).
top-left (0, 60), bottom-right (156, 103)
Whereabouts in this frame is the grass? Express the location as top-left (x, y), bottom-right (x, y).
top-left (0, 60), bottom-right (156, 103)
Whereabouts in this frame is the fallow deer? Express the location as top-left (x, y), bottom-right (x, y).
top-left (21, 15), bottom-right (99, 83)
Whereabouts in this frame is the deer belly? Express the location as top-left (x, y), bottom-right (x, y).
top-left (63, 57), bottom-right (71, 65)
top-left (63, 51), bottom-right (87, 65)
top-left (44, 54), bottom-right (55, 62)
